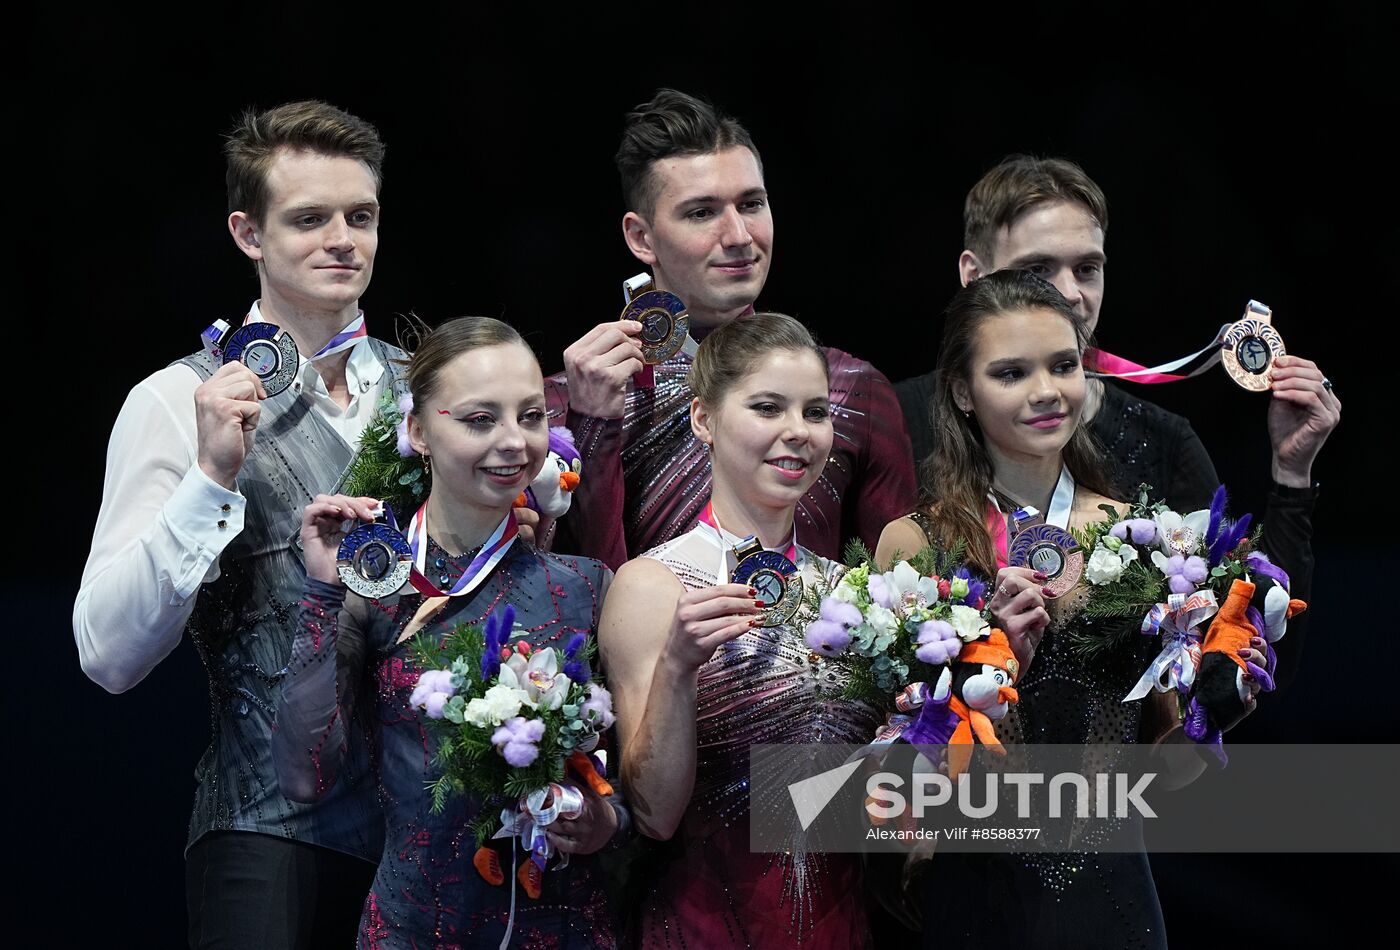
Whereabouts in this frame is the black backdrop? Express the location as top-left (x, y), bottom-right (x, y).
top-left (16, 6), bottom-right (1395, 946)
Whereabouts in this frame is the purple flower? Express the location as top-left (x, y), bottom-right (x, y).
top-left (867, 573), bottom-right (893, 609)
top-left (395, 394), bottom-right (416, 458)
top-left (805, 620), bottom-right (853, 657)
top-left (562, 659), bottom-right (589, 685)
top-left (578, 684), bottom-right (615, 728)
top-left (1127, 519), bottom-right (1157, 545)
top-left (480, 606), bottom-right (516, 681)
top-left (820, 598), bottom-right (863, 629)
top-left (1168, 574), bottom-right (1196, 595)
top-left (409, 669), bottom-right (456, 719)
top-left (1109, 522), bottom-right (1130, 541)
top-left (563, 633), bottom-right (587, 659)
top-left (1182, 556), bottom-right (1208, 585)
top-left (915, 620), bottom-right (960, 665)
top-left (492, 716), bottom-right (546, 768)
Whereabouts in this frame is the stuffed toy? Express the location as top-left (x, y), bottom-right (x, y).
top-left (515, 427), bottom-right (582, 519)
top-left (1185, 570), bottom-right (1305, 758)
top-left (472, 749), bottom-right (614, 898)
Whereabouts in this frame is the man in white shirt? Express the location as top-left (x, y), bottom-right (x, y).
top-left (75, 100), bottom-right (399, 948)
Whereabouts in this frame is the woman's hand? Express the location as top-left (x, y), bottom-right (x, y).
top-left (988, 566), bottom-right (1051, 670)
top-left (544, 780), bottom-right (619, 855)
top-left (300, 493), bottom-right (382, 584)
top-left (661, 583), bottom-right (763, 672)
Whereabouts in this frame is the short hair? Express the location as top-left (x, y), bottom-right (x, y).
top-left (224, 100), bottom-right (386, 224)
top-left (616, 88), bottom-right (762, 219)
top-left (962, 155), bottom-right (1109, 264)
top-left (689, 312), bottom-right (826, 406)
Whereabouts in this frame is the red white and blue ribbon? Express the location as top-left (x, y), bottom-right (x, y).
top-left (404, 504), bottom-right (519, 599)
top-left (248, 308), bottom-right (368, 362)
top-left (202, 308), bottom-right (368, 363)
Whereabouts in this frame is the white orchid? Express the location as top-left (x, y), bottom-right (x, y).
top-left (1153, 508), bottom-right (1210, 556)
top-left (884, 561), bottom-right (942, 611)
top-left (502, 648), bottom-right (570, 711)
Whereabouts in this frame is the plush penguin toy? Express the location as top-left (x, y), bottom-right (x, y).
top-left (1185, 567), bottom-right (1306, 758)
top-left (937, 629), bottom-right (1021, 779)
top-left (515, 427), bottom-right (582, 518)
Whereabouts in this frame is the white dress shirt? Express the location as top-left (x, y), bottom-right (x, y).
top-left (74, 303), bottom-right (386, 692)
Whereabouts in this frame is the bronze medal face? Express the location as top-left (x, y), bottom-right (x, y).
top-left (1009, 524), bottom-right (1084, 598)
top-left (1221, 318), bottom-right (1285, 392)
top-left (622, 289), bottom-right (691, 365)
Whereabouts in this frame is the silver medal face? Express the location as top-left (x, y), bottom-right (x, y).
top-left (1221, 318), bottom-right (1285, 392)
top-left (732, 548), bottom-right (804, 627)
top-left (224, 323), bottom-right (300, 396)
top-left (338, 522), bottom-right (413, 598)
top-left (623, 290), bottom-right (691, 365)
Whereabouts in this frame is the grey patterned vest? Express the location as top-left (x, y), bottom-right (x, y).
top-left (176, 337), bottom-right (408, 859)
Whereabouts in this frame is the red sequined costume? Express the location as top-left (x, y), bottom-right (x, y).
top-left (632, 526), bottom-right (880, 948)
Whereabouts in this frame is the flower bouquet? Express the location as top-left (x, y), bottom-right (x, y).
top-left (807, 541), bottom-right (1020, 790)
top-left (407, 605), bottom-right (616, 896)
top-left (804, 540), bottom-right (992, 711)
top-left (1070, 485), bottom-right (1304, 756)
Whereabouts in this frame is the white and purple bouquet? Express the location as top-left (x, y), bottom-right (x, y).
top-left (407, 606), bottom-right (615, 848)
top-left (804, 541), bottom-right (992, 710)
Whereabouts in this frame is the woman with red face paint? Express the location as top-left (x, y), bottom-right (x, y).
top-left (272, 317), bottom-right (623, 949)
top-left (600, 312), bottom-right (881, 948)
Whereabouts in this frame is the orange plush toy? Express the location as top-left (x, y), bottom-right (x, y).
top-left (943, 630), bottom-right (1021, 780)
top-left (1185, 577), bottom-right (1306, 756)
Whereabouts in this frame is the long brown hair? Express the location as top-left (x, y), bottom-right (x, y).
top-left (919, 270), bottom-right (1114, 576)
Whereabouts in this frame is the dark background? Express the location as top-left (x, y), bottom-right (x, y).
top-left (16, 6), bottom-right (1395, 946)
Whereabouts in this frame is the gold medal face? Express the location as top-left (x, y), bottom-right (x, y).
top-left (1221, 317), bottom-right (1285, 392)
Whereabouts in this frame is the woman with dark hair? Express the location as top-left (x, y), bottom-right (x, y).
top-left (877, 271), bottom-right (1266, 949)
top-left (599, 312), bottom-right (880, 948)
top-left (273, 317), bottom-right (621, 948)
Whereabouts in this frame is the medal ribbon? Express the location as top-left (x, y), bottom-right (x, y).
top-left (247, 307), bottom-right (368, 362)
top-left (697, 501), bottom-right (798, 564)
top-left (1084, 326), bottom-right (1228, 384)
top-left (991, 465), bottom-right (1076, 568)
top-left (404, 503), bottom-right (519, 598)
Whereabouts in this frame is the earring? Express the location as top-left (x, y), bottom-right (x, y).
top-left (422, 453), bottom-right (431, 474)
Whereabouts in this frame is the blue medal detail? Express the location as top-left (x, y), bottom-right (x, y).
top-left (337, 521), bottom-right (413, 598)
top-left (222, 322), bottom-right (300, 396)
top-left (1008, 523), bottom-right (1083, 598)
top-left (730, 538), bottom-right (804, 627)
top-left (623, 289), bottom-right (691, 365)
